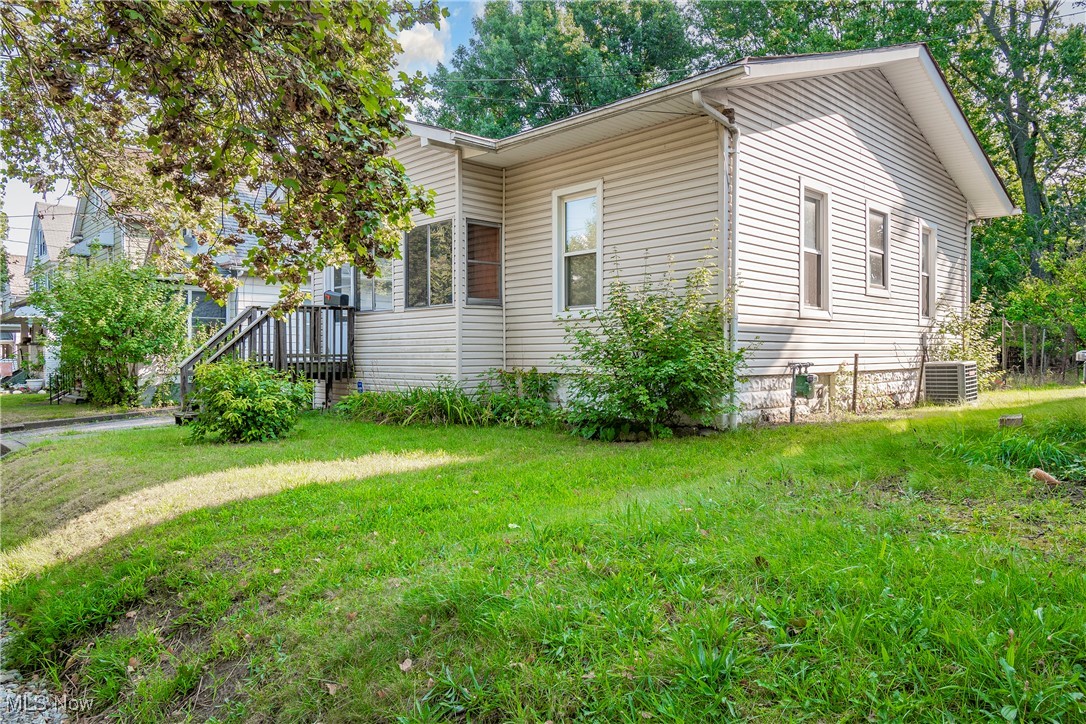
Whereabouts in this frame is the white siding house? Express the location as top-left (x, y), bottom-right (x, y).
top-left (314, 44), bottom-right (1015, 420)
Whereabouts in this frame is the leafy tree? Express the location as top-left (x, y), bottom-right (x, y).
top-left (1007, 251), bottom-right (1086, 339)
top-left (423, 0), bottom-right (698, 137)
top-left (1, 1), bottom-right (442, 311)
top-left (29, 257), bottom-right (190, 406)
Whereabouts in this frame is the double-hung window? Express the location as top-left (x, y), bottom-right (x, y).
top-left (554, 181), bottom-right (602, 313)
top-left (405, 220), bottom-right (453, 308)
top-left (867, 204), bottom-right (890, 293)
top-left (356, 258), bottom-right (394, 312)
top-left (800, 182), bottom-right (831, 315)
top-left (467, 221), bottom-right (501, 304)
top-left (920, 224), bottom-right (937, 320)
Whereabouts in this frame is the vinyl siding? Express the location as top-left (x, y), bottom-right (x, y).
top-left (320, 136), bottom-right (461, 390)
top-left (460, 161), bottom-right (505, 381)
top-left (728, 68), bottom-right (969, 376)
top-left (502, 115), bottom-right (723, 371)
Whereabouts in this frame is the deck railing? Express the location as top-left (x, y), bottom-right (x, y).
top-left (178, 305), bottom-right (354, 412)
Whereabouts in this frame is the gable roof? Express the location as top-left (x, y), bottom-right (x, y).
top-left (24, 201), bottom-right (77, 275)
top-left (409, 43), bottom-right (1016, 220)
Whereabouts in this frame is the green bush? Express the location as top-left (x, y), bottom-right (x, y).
top-left (560, 262), bottom-right (744, 440)
top-left (335, 369), bottom-right (557, 428)
top-left (475, 368), bottom-right (558, 428)
top-left (29, 257), bottom-right (190, 406)
top-left (189, 358), bottom-right (313, 443)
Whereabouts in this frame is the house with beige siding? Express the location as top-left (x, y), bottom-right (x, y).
top-left (307, 44), bottom-right (1014, 420)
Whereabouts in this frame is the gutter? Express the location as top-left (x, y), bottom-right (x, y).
top-left (691, 90), bottom-right (742, 431)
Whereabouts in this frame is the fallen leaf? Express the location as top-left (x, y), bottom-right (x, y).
top-left (323, 682), bottom-right (339, 696)
top-left (641, 712), bottom-right (654, 719)
top-left (346, 612), bottom-right (358, 622)
top-left (426, 677), bottom-right (435, 689)
top-left (787, 617), bottom-right (808, 635)
top-left (698, 528), bottom-right (709, 537)
top-left (376, 689), bottom-right (387, 699)
top-left (399, 658), bottom-right (413, 672)
top-left (125, 610), bottom-right (137, 619)
top-left (272, 568), bottom-right (282, 575)
top-left (753, 555), bottom-right (769, 570)
top-left (582, 671), bottom-right (596, 680)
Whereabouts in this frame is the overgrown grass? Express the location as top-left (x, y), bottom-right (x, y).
top-left (0, 392), bottom-right (127, 425)
top-left (1, 388), bottom-right (1084, 721)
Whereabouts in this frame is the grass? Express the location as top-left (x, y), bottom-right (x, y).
top-left (0, 392), bottom-right (127, 426)
top-left (1, 387), bottom-right (1084, 721)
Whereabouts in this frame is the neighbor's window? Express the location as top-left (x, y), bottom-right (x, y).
top-left (188, 289), bottom-right (226, 334)
top-left (325, 264), bottom-right (354, 307)
top-left (467, 221), bottom-right (501, 304)
top-left (868, 207), bottom-right (890, 291)
top-left (356, 258), bottom-right (393, 312)
top-left (920, 225), bottom-right (936, 319)
top-left (555, 182), bottom-right (602, 311)
top-left (406, 220), bottom-right (453, 308)
top-left (801, 188), bottom-right (829, 311)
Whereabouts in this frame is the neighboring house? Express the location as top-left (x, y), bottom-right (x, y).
top-left (308, 44), bottom-right (1016, 420)
top-left (9, 202), bottom-right (80, 378)
top-left (1, 249), bottom-right (29, 376)
top-left (70, 188), bottom-right (284, 337)
top-left (23, 201), bottom-right (77, 290)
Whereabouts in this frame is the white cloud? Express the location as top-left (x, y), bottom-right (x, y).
top-left (395, 22), bottom-right (451, 74)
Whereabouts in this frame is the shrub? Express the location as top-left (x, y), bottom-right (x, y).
top-left (928, 296), bottom-right (1002, 391)
top-left (560, 262), bottom-right (744, 440)
top-left (188, 358), bottom-right (313, 443)
top-left (475, 368), bottom-right (558, 428)
top-left (335, 369), bottom-right (557, 428)
top-left (29, 257), bottom-right (190, 406)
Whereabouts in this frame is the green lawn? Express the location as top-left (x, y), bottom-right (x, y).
top-left (0, 391), bottom-right (127, 426)
top-left (1, 387), bottom-right (1084, 722)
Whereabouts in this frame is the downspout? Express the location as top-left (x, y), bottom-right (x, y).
top-left (692, 90), bottom-right (741, 430)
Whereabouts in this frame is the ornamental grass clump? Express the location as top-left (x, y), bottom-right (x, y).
top-left (561, 261), bottom-right (744, 440)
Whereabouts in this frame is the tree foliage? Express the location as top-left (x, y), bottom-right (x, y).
top-left (422, 0), bottom-right (699, 137)
top-left (1, 0), bottom-right (442, 311)
top-left (29, 256), bottom-right (190, 406)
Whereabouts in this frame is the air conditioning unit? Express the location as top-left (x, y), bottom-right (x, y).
top-left (924, 361), bottom-right (978, 404)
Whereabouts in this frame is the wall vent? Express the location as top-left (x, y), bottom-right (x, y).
top-left (924, 361), bottom-right (978, 404)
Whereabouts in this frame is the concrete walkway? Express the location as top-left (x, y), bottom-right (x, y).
top-left (1, 415), bottom-right (174, 455)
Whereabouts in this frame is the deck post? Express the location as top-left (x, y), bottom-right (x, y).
top-left (274, 318), bottom-right (287, 371)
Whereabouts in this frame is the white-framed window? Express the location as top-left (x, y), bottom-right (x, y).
top-left (467, 220), bottom-right (502, 305)
top-left (324, 264), bottom-right (355, 307)
top-left (919, 222), bottom-right (937, 320)
top-left (866, 202), bottom-right (891, 294)
top-left (187, 289), bottom-right (227, 336)
top-left (553, 180), bottom-right (603, 314)
top-left (799, 179), bottom-right (832, 318)
top-left (405, 220), bottom-right (454, 308)
top-left (356, 258), bottom-right (394, 312)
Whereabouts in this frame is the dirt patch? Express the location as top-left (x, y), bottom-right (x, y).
top-left (1, 452), bottom-right (463, 583)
